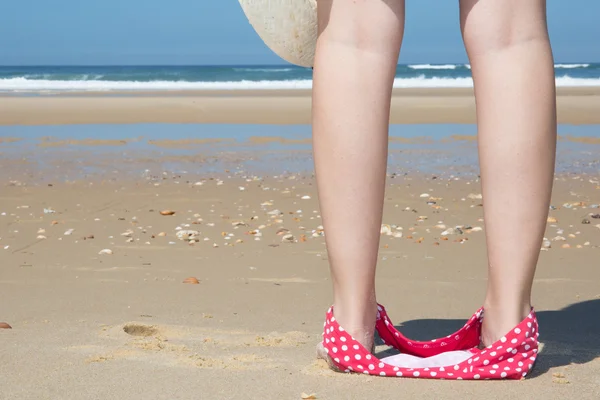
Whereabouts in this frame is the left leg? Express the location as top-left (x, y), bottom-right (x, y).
top-left (312, 0), bottom-right (406, 352)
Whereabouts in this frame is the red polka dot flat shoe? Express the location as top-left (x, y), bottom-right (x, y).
top-left (319, 303), bottom-right (539, 380)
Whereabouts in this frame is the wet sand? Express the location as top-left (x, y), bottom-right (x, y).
top-left (1, 87), bottom-right (600, 125)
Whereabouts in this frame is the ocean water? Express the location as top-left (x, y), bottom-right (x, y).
top-left (0, 63), bottom-right (599, 92)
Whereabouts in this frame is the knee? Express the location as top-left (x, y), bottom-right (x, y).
top-left (318, 0), bottom-right (405, 50)
top-left (460, 0), bottom-right (550, 56)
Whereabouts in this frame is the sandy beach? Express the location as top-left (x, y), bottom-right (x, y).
top-left (2, 87), bottom-right (600, 126)
top-left (1, 92), bottom-right (600, 399)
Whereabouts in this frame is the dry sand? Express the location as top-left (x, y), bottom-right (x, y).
top-left (1, 91), bottom-right (600, 399)
top-left (1, 87), bottom-right (600, 125)
top-left (1, 172), bottom-right (599, 399)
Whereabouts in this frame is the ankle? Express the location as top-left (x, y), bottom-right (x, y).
top-left (483, 296), bottom-right (532, 319)
top-left (332, 301), bottom-right (378, 351)
top-left (481, 300), bottom-right (532, 346)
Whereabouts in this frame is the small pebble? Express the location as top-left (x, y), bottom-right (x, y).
top-left (176, 230), bottom-right (200, 241)
top-left (380, 225), bottom-right (392, 235)
top-left (282, 234), bottom-right (295, 243)
top-left (441, 227), bottom-right (462, 236)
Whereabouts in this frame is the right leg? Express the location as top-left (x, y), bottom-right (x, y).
top-left (312, 0), bottom-right (405, 350)
top-left (459, 0), bottom-right (557, 345)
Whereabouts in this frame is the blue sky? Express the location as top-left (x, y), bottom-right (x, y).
top-left (1, 1), bottom-right (598, 65)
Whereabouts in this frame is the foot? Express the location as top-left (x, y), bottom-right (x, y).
top-left (316, 341), bottom-right (343, 372)
top-left (316, 303), bottom-right (377, 371)
top-left (316, 339), bottom-right (376, 372)
top-left (332, 300), bottom-right (378, 346)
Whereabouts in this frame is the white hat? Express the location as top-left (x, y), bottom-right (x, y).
top-left (238, 0), bottom-right (317, 68)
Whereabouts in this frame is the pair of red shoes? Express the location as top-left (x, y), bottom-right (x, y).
top-left (320, 304), bottom-right (539, 380)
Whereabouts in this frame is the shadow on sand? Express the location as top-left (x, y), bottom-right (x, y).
top-left (375, 299), bottom-right (600, 377)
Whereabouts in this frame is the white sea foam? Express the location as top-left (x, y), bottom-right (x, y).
top-left (555, 63), bottom-right (591, 69)
top-left (0, 77), bottom-right (313, 91)
top-left (1, 76), bottom-right (599, 92)
top-left (464, 64), bottom-right (590, 69)
top-left (464, 63), bottom-right (588, 70)
top-left (408, 64), bottom-right (458, 70)
top-left (232, 68), bottom-right (296, 72)
top-left (393, 76), bottom-right (473, 87)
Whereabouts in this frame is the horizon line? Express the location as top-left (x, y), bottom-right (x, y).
top-left (0, 61), bottom-right (597, 68)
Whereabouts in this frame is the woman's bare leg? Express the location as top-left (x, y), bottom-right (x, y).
top-left (312, 0), bottom-right (405, 350)
top-left (460, 0), bottom-right (557, 345)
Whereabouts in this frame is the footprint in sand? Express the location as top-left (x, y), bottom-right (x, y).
top-left (86, 321), bottom-right (310, 370)
top-left (123, 323), bottom-right (158, 337)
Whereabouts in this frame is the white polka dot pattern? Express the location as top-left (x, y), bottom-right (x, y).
top-left (322, 303), bottom-right (539, 380)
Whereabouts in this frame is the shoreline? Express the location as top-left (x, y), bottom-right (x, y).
top-left (1, 124), bottom-right (598, 183)
top-left (1, 87), bottom-right (600, 125)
